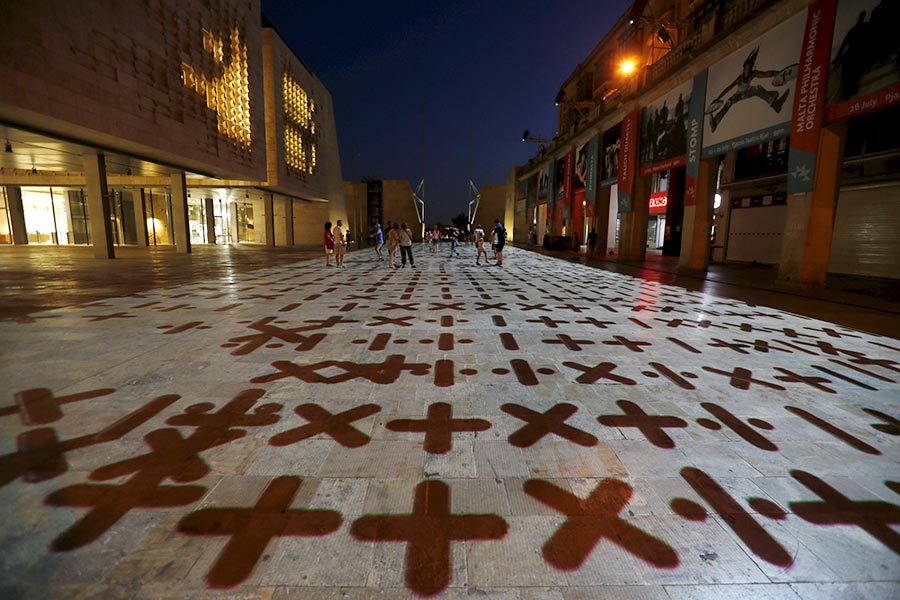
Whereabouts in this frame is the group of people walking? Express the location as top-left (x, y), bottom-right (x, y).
top-left (324, 219), bottom-right (506, 268)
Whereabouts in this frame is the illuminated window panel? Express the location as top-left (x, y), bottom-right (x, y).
top-left (181, 25), bottom-right (252, 152)
top-left (281, 70), bottom-right (318, 177)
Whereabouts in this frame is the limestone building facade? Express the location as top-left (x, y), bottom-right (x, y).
top-left (0, 0), bottom-right (346, 256)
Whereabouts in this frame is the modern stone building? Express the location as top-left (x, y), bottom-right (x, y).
top-left (343, 179), bottom-right (425, 245)
top-left (514, 0), bottom-right (899, 285)
top-left (0, 0), bottom-right (345, 257)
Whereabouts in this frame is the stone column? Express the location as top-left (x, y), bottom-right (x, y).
top-left (204, 198), bottom-right (216, 244)
top-left (284, 197), bottom-right (294, 246)
top-left (169, 172), bottom-right (191, 254)
top-left (264, 192), bottom-right (275, 247)
top-left (777, 123), bottom-right (847, 287)
top-left (5, 186), bottom-right (28, 245)
top-left (679, 157), bottom-right (718, 272)
top-left (618, 175), bottom-right (650, 262)
top-left (83, 153), bottom-right (114, 259)
top-left (593, 193), bottom-right (611, 255)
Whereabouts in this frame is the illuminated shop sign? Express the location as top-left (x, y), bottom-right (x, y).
top-left (649, 192), bottom-right (668, 211)
top-left (282, 72), bottom-right (318, 177)
top-left (181, 27), bottom-right (252, 150)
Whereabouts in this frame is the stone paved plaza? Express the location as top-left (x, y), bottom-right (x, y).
top-left (1, 245), bottom-right (898, 599)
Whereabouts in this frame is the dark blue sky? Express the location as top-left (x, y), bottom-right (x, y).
top-left (262, 0), bottom-right (632, 225)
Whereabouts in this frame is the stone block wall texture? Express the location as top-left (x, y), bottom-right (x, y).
top-left (0, 0), bottom-right (267, 181)
top-left (261, 29), bottom-right (345, 207)
top-left (382, 180), bottom-right (422, 241)
top-left (473, 184), bottom-right (508, 231)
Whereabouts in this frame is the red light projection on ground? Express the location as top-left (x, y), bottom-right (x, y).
top-left (351, 480), bottom-right (507, 596)
top-left (785, 406), bottom-right (881, 455)
top-left (523, 478), bottom-right (679, 569)
top-left (45, 389), bottom-right (280, 550)
top-left (2, 388), bottom-right (115, 424)
top-left (270, 403), bottom-right (381, 448)
top-left (178, 476), bottom-right (342, 588)
top-left (1, 394), bottom-right (178, 487)
top-left (789, 470), bottom-right (900, 554)
top-left (251, 355), bottom-right (431, 385)
top-left (386, 402), bottom-right (491, 454)
top-left (563, 362), bottom-right (638, 385)
top-left (670, 467), bottom-right (793, 567)
top-left (501, 403), bottom-right (598, 448)
top-left (597, 400), bottom-right (688, 448)
top-left (696, 403), bottom-right (778, 451)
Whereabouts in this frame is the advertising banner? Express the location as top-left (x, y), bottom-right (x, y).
top-left (515, 180), bottom-right (527, 217)
top-left (639, 80), bottom-right (692, 176)
top-left (601, 125), bottom-right (621, 187)
top-left (525, 173), bottom-right (537, 216)
top-left (553, 157), bottom-right (567, 233)
top-left (824, 0), bottom-right (900, 122)
top-left (788, 0), bottom-right (838, 194)
top-left (537, 166), bottom-right (550, 204)
top-left (545, 161), bottom-right (555, 232)
top-left (684, 70), bottom-right (708, 206)
top-left (617, 110), bottom-right (639, 213)
top-left (585, 135), bottom-right (599, 216)
top-left (702, 10), bottom-right (806, 158)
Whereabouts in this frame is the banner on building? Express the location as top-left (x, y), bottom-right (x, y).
top-left (553, 157), bottom-right (567, 232)
top-left (537, 166), bottom-right (550, 204)
top-left (617, 110), bottom-right (639, 213)
top-left (824, 0), bottom-right (900, 122)
top-left (546, 161), bottom-right (556, 233)
top-left (639, 80), bottom-right (692, 176)
top-left (584, 135), bottom-right (599, 216)
top-left (526, 173), bottom-right (538, 216)
top-left (702, 10), bottom-right (806, 158)
top-left (787, 0), bottom-right (838, 194)
top-left (684, 70), bottom-right (708, 206)
top-left (515, 179), bottom-right (528, 218)
top-left (600, 125), bottom-right (621, 187)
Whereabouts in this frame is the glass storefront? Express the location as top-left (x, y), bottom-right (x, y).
top-left (3, 186), bottom-right (268, 247)
top-left (188, 197), bottom-right (207, 245)
top-left (145, 189), bottom-right (174, 246)
top-left (19, 187), bottom-right (90, 245)
top-left (235, 201), bottom-right (256, 243)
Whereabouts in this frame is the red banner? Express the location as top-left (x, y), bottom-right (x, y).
top-left (787, 0), bottom-right (837, 194)
top-left (617, 110), bottom-right (639, 213)
top-left (825, 83), bottom-right (900, 124)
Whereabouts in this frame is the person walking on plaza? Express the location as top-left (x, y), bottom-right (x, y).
top-left (430, 226), bottom-right (441, 253)
top-left (332, 219), bottom-right (346, 268)
top-left (387, 222), bottom-right (400, 268)
top-left (587, 228), bottom-right (599, 255)
top-left (490, 219), bottom-right (506, 266)
top-left (323, 221), bottom-right (334, 266)
top-left (399, 222), bottom-right (415, 268)
top-left (372, 223), bottom-right (385, 261)
top-left (449, 229), bottom-right (460, 257)
top-left (474, 224), bottom-right (488, 266)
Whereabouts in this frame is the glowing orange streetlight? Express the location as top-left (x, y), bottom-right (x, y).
top-left (619, 58), bottom-right (638, 76)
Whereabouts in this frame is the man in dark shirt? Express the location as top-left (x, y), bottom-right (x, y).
top-left (490, 220), bottom-right (506, 266)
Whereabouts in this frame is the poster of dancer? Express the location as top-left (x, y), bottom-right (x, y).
top-left (600, 125), bottom-right (621, 187)
top-left (825, 0), bottom-right (900, 122)
top-left (537, 166), bottom-right (550, 203)
top-left (574, 141), bottom-right (589, 191)
top-left (702, 10), bottom-right (806, 157)
top-left (639, 80), bottom-right (692, 175)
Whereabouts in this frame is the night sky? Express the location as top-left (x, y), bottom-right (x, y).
top-left (262, 0), bottom-right (633, 225)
